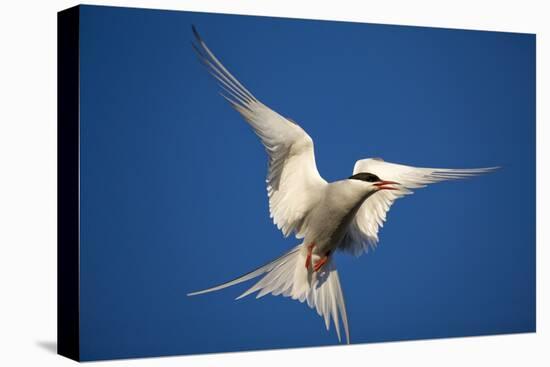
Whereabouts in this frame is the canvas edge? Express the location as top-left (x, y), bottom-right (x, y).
top-left (57, 5), bottom-right (81, 362)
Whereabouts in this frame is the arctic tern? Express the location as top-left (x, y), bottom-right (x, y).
top-left (187, 26), bottom-right (497, 344)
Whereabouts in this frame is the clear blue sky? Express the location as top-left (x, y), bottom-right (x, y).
top-left (78, 5), bottom-right (535, 361)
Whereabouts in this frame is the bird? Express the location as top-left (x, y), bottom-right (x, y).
top-left (187, 26), bottom-right (497, 344)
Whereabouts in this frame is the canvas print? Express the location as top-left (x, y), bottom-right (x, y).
top-left (58, 4), bottom-right (536, 361)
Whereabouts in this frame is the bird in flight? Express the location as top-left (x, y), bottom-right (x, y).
top-left (187, 26), bottom-right (497, 344)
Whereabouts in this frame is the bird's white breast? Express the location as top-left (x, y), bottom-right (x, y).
top-left (301, 180), bottom-right (371, 254)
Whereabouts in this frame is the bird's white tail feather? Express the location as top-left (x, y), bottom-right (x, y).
top-left (187, 244), bottom-right (350, 343)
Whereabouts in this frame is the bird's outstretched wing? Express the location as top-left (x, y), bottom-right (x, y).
top-left (192, 26), bottom-right (327, 238)
top-left (340, 158), bottom-right (498, 256)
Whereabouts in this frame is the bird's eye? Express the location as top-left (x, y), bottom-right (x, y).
top-left (364, 173), bottom-right (380, 182)
top-left (348, 172), bottom-right (381, 182)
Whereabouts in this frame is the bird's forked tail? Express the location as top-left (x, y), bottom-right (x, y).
top-left (187, 244), bottom-right (350, 343)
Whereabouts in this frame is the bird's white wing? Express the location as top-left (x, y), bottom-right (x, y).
top-left (340, 158), bottom-right (498, 256)
top-left (192, 27), bottom-right (326, 238)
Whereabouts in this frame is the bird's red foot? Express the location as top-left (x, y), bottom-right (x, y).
top-left (313, 256), bottom-right (329, 272)
top-left (305, 243), bottom-right (315, 270)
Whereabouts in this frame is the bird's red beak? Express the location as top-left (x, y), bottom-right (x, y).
top-left (374, 180), bottom-right (400, 191)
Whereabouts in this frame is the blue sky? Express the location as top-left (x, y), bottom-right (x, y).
top-left (78, 5), bottom-right (535, 361)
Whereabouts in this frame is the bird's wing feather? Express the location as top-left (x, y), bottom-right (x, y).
top-left (340, 158), bottom-right (498, 256)
top-left (192, 26), bottom-right (326, 238)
